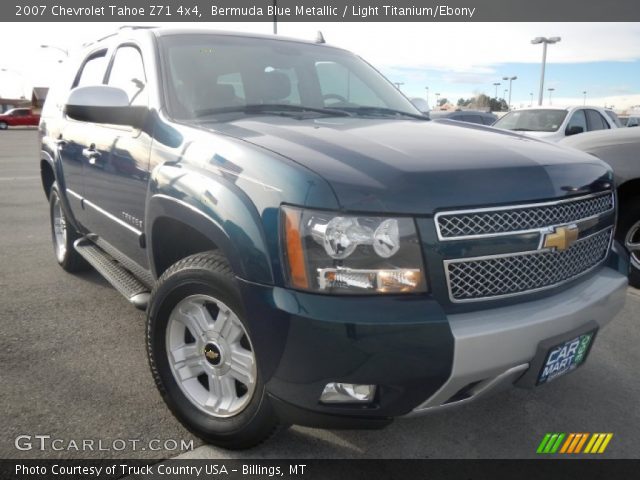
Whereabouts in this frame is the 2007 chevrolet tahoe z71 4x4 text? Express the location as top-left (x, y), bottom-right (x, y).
top-left (39, 28), bottom-right (629, 449)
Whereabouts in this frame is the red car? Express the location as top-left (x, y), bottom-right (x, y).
top-left (0, 107), bottom-right (40, 129)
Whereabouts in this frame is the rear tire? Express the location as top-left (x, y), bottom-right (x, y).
top-left (49, 183), bottom-right (89, 272)
top-left (146, 251), bottom-right (280, 449)
top-left (616, 198), bottom-right (640, 288)
top-left (0, 121), bottom-right (8, 130)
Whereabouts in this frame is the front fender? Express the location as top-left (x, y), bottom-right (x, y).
top-left (146, 164), bottom-right (274, 285)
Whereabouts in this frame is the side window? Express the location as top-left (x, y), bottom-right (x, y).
top-left (315, 61), bottom-right (383, 107)
top-left (107, 46), bottom-right (147, 106)
top-left (482, 116), bottom-right (496, 125)
top-left (566, 110), bottom-right (587, 133)
top-left (75, 51), bottom-right (107, 87)
top-left (585, 109), bottom-right (610, 131)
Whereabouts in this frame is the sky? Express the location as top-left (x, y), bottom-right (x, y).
top-left (0, 21), bottom-right (639, 111)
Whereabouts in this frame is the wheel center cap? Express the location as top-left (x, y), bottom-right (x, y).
top-left (203, 343), bottom-right (222, 366)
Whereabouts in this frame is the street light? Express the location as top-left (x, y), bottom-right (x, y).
top-left (583, 90), bottom-right (587, 106)
top-left (493, 82), bottom-right (501, 98)
top-left (502, 76), bottom-right (518, 110)
top-left (425, 86), bottom-right (429, 105)
top-left (529, 92), bottom-right (534, 107)
top-left (41, 44), bottom-right (69, 57)
top-left (435, 92), bottom-right (441, 106)
top-left (393, 82), bottom-right (404, 90)
top-left (531, 36), bottom-right (561, 106)
top-left (548, 87), bottom-right (555, 105)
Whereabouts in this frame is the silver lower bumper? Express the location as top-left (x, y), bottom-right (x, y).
top-left (406, 267), bottom-right (628, 416)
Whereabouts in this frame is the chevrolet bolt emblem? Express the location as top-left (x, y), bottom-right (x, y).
top-left (205, 350), bottom-right (219, 361)
top-left (203, 344), bottom-right (221, 365)
top-left (543, 225), bottom-right (579, 252)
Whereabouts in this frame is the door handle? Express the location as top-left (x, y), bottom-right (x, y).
top-left (82, 145), bottom-right (101, 165)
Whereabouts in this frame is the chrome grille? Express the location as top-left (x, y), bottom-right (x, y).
top-left (437, 191), bottom-right (613, 239)
top-left (445, 228), bottom-right (612, 302)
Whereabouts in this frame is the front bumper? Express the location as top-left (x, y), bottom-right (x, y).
top-left (238, 266), bottom-right (627, 428)
top-left (406, 266), bottom-right (627, 416)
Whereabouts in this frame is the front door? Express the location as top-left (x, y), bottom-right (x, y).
top-left (81, 44), bottom-right (151, 268)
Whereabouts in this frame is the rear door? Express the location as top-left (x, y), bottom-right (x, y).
top-left (80, 43), bottom-right (151, 267)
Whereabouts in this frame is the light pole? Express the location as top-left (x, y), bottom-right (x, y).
top-left (583, 90), bottom-right (587, 106)
top-left (493, 82), bottom-right (501, 98)
top-left (425, 86), bottom-right (429, 106)
top-left (548, 87), bottom-right (555, 105)
top-left (529, 92), bottom-right (534, 107)
top-left (272, 0), bottom-right (277, 34)
top-left (502, 76), bottom-right (517, 110)
top-left (435, 93), bottom-right (441, 106)
top-left (393, 82), bottom-right (404, 91)
top-left (531, 36), bottom-right (561, 106)
top-left (41, 44), bottom-right (69, 58)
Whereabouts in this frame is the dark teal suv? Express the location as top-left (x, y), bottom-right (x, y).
top-left (40, 28), bottom-right (628, 448)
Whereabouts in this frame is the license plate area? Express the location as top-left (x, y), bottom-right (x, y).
top-left (537, 330), bottom-right (597, 385)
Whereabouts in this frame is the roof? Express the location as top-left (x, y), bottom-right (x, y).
top-left (86, 26), bottom-right (340, 51)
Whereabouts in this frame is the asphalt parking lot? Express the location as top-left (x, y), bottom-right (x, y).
top-left (1, 129), bottom-right (639, 459)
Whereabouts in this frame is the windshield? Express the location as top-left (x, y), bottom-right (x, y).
top-left (158, 34), bottom-right (422, 121)
top-left (494, 109), bottom-right (568, 132)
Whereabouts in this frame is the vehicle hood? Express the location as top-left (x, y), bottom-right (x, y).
top-left (207, 117), bottom-right (612, 214)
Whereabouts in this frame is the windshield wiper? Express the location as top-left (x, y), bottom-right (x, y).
top-left (511, 128), bottom-right (535, 131)
top-left (339, 106), bottom-right (428, 120)
top-left (195, 104), bottom-right (352, 119)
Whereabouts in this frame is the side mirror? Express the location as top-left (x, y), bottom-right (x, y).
top-left (565, 125), bottom-right (584, 136)
top-left (65, 86), bottom-right (147, 128)
top-left (410, 97), bottom-right (430, 115)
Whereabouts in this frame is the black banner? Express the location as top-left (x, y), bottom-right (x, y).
top-left (4, 0), bottom-right (640, 22)
top-left (3, 459), bottom-right (640, 480)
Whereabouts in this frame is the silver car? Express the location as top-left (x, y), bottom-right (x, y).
top-left (494, 106), bottom-right (618, 142)
top-left (560, 127), bottom-right (640, 286)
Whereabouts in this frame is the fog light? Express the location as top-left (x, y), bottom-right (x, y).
top-left (320, 383), bottom-right (376, 404)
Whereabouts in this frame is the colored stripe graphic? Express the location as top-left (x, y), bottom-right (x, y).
top-left (585, 433), bottom-right (614, 454)
top-left (537, 433), bottom-right (552, 453)
top-left (574, 433), bottom-right (589, 453)
top-left (538, 433), bottom-right (613, 454)
top-left (560, 433), bottom-right (575, 453)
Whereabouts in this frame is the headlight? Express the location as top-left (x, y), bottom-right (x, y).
top-left (281, 206), bottom-right (428, 294)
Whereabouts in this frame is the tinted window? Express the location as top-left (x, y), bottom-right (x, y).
top-left (107, 46), bottom-right (147, 106)
top-left (585, 109), bottom-right (609, 131)
top-left (316, 61), bottom-right (383, 108)
top-left (482, 116), bottom-right (496, 125)
top-left (605, 110), bottom-right (622, 127)
top-left (75, 50), bottom-right (107, 87)
top-left (494, 109), bottom-right (567, 132)
top-left (159, 34), bottom-right (419, 120)
top-left (566, 110), bottom-right (587, 134)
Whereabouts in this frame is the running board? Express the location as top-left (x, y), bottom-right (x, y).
top-left (74, 238), bottom-right (150, 310)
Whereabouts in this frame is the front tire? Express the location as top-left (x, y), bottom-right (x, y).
top-left (146, 252), bottom-right (280, 449)
top-left (49, 183), bottom-right (89, 272)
